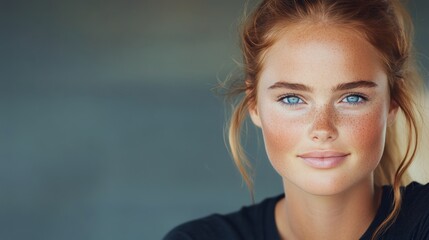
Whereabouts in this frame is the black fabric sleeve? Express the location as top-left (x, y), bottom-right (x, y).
top-left (163, 194), bottom-right (282, 240)
top-left (413, 213), bottom-right (429, 239)
top-left (407, 182), bottom-right (429, 239)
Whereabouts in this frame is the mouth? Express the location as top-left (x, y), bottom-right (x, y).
top-left (297, 151), bottom-right (350, 169)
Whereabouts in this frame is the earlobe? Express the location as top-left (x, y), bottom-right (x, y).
top-left (249, 105), bottom-right (262, 128)
top-left (387, 99), bottom-right (399, 126)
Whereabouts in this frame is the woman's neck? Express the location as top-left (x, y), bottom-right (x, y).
top-left (275, 179), bottom-right (382, 240)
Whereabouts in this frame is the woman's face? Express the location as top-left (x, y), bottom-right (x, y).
top-left (249, 24), bottom-right (398, 195)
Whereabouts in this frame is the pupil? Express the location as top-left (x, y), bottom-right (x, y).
top-left (348, 96), bottom-right (358, 102)
top-left (289, 97), bottom-right (299, 103)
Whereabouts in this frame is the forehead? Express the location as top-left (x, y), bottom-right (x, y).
top-left (259, 24), bottom-right (386, 88)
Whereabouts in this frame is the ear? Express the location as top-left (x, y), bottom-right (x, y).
top-left (245, 79), bottom-right (262, 128)
top-left (249, 103), bottom-right (262, 128)
top-left (387, 98), bottom-right (399, 126)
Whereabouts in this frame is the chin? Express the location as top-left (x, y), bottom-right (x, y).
top-left (283, 169), bottom-right (370, 197)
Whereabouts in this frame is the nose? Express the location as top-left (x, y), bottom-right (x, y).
top-left (309, 105), bottom-right (338, 143)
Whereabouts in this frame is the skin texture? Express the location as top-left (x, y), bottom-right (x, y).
top-left (249, 24), bottom-right (398, 239)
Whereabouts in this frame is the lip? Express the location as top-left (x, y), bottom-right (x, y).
top-left (297, 151), bottom-right (350, 169)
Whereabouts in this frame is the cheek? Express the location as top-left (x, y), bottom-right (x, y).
top-left (258, 106), bottom-right (305, 167)
top-left (342, 104), bottom-right (387, 164)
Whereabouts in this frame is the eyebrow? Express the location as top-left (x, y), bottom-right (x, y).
top-left (333, 80), bottom-right (378, 91)
top-left (268, 80), bottom-right (378, 92)
top-left (268, 82), bottom-right (312, 91)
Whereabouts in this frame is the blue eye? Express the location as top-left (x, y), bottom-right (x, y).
top-left (280, 95), bottom-right (304, 105)
top-left (342, 95), bottom-right (366, 104)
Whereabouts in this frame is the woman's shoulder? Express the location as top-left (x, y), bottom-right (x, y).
top-left (399, 181), bottom-right (429, 212)
top-left (382, 181), bottom-right (429, 217)
top-left (163, 194), bottom-right (284, 240)
top-left (402, 181), bottom-right (429, 197)
top-left (379, 181), bottom-right (429, 239)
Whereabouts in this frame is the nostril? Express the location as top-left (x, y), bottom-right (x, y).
top-left (311, 129), bottom-right (336, 142)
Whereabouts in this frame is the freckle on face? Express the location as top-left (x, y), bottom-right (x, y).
top-left (253, 24), bottom-right (391, 195)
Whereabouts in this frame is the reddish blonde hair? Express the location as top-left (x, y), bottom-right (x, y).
top-left (226, 0), bottom-right (424, 238)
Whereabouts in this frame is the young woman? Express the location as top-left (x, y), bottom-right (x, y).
top-left (165, 0), bottom-right (429, 239)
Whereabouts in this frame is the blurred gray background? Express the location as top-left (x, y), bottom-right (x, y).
top-left (1, 1), bottom-right (428, 239)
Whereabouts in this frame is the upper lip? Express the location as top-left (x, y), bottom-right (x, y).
top-left (298, 151), bottom-right (349, 158)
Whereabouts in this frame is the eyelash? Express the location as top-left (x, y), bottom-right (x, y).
top-left (277, 94), bottom-right (304, 106)
top-left (341, 93), bottom-right (368, 105)
top-left (277, 93), bottom-right (369, 106)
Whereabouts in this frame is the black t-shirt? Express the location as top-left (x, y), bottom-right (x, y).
top-left (164, 182), bottom-right (429, 240)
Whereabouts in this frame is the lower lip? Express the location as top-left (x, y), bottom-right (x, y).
top-left (300, 155), bottom-right (348, 169)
